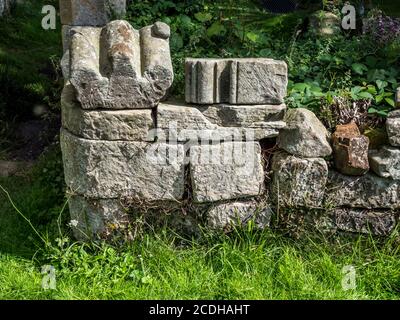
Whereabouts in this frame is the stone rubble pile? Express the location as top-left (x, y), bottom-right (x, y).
top-left (59, 1), bottom-right (399, 239)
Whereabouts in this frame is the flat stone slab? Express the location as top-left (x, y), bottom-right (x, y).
top-left (386, 110), bottom-right (400, 147)
top-left (61, 129), bottom-right (185, 200)
top-left (68, 20), bottom-right (173, 109)
top-left (60, 0), bottom-right (126, 26)
top-left (156, 102), bottom-right (285, 142)
top-left (185, 58), bottom-right (287, 105)
top-left (271, 151), bottom-right (328, 208)
top-left (61, 83), bottom-right (154, 141)
top-left (189, 142), bottom-right (265, 203)
top-left (326, 171), bottom-right (400, 209)
top-left (68, 196), bottom-right (129, 240)
top-left (331, 208), bottom-right (397, 236)
top-left (278, 108), bottom-right (332, 158)
top-left (369, 145), bottom-right (400, 180)
top-left (206, 200), bottom-right (272, 230)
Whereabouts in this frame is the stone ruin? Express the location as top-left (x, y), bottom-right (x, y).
top-left (60, 1), bottom-right (400, 240)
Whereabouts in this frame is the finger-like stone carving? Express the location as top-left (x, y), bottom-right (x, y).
top-left (185, 58), bottom-right (287, 105)
top-left (69, 20), bottom-right (173, 109)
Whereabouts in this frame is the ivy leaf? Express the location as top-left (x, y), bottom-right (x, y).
top-left (385, 97), bottom-right (395, 107)
top-left (245, 32), bottom-right (259, 43)
top-left (352, 63), bottom-right (368, 75)
top-left (207, 21), bottom-right (226, 37)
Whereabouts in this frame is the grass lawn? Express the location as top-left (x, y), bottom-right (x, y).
top-left (0, 149), bottom-right (400, 300)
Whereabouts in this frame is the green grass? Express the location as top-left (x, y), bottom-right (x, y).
top-left (0, 149), bottom-right (400, 300)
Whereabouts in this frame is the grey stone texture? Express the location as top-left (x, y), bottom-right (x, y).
top-left (156, 102), bottom-right (285, 142)
top-left (326, 171), bottom-right (400, 209)
top-left (61, 83), bottom-right (154, 141)
top-left (386, 110), bottom-right (400, 147)
top-left (369, 145), bottom-right (400, 180)
top-left (271, 151), bottom-right (328, 208)
top-left (189, 142), bottom-right (265, 203)
top-left (206, 200), bottom-right (273, 230)
top-left (278, 108), bottom-right (332, 158)
top-left (332, 208), bottom-right (397, 236)
top-left (185, 58), bottom-right (288, 105)
top-left (61, 129), bottom-right (185, 200)
top-left (68, 20), bottom-right (173, 109)
top-left (68, 196), bottom-right (130, 240)
top-left (0, 0), bottom-right (14, 17)
top-left (60, 0), bottom-right (126, 26)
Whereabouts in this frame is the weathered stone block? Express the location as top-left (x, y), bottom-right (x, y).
top-left (185, 58), bottom-right (287, 105)
top-left (206, 200), bottom-right (272, 230)
top-left (156, 102), bottom-right (285, 142)
top-left (369, 145), bottom-right (400, 180)
top-left (69, 20), bottom-right (173, 109)
top-left (68, 196), bottom-right (129, 240)
top-left (271, 151), bottom-right (328, 208)
top-left (61, 83), bottom-right (154, 141)
top-left (387, 110), bottom-right (400, 147)
top-left (60, 0), bottom-right (126, 26)
top-left (332, 122), bottom-right (369, 176)
top-left (278, 108), bottom-right (332, 158)
top-left (189, 142), bottom-right (264, 203)
top-left (332, 208), bottom-right (397, 236)
top-left (61, 129), bottom-right (185, 200)
top-left (326, 171), bottom-right (400, 209)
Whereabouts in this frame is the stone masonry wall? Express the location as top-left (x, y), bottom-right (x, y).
top-left (60, 2), bottom-right (400, 240)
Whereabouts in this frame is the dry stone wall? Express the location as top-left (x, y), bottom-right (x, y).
top-left (60, 2), bottom-right (399, 240)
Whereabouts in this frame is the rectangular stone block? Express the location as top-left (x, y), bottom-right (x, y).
top-left (156, 102), bottom-right (285, 142)
top-left (326, 171), bottom-right (400, 209)
top-left (387, 110), bottom-right (400, 147)
top-left (189, 142), bottom-right (265, 203)
top-left (60, 129), bottom-right (185, 200)
top-left (271, 151), bottom-right (328, 208)
top-left (61, 83), bottom-right (155, 141)
top-left (185, 58), bottom-right (288, 105)
top-left (60, 0), bottom-right (126, 26)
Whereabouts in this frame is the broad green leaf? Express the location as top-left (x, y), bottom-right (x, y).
top-left (352, 63), bottom-right (368, 75)
top-left (207, 21), bottom-right (226, 37)
top-left (194, 12), bottom-right (212, 22)
top-left (385, 97), bottom-right (395, 107)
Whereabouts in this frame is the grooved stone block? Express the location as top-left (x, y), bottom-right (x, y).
top-left (68, 20), bottom-right (173, 109)
top-left (61, 83), bottom-right (154, 141)
top-left (61, 129), bottom-right (185, 200)
top-left (189, 142), bottom-right (265, 203)
top-left (271, 151), bottom-right (328, 208)
top-left (60, 0), bottom-right (126, 26)
top-left (156, 102), bottom-right (285, 141)
top-left (326, 171), bottom-right (400, 209)
top-left (185, 58), bottom-right (287, 105)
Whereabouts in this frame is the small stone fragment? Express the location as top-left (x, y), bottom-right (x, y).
top-left (386, 110), bottom-right (400, 147)
top-left (332, 122), bottom-right (369, 176)
top-left (206, 200), bottom-right (273, 230)
top-left (369, 145), bottom-right (400, 180)
top-left (278, 108), bottom-right (332, 158)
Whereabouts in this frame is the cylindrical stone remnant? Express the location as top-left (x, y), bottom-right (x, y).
top-left (196, 60), bottom-right (215, 104)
